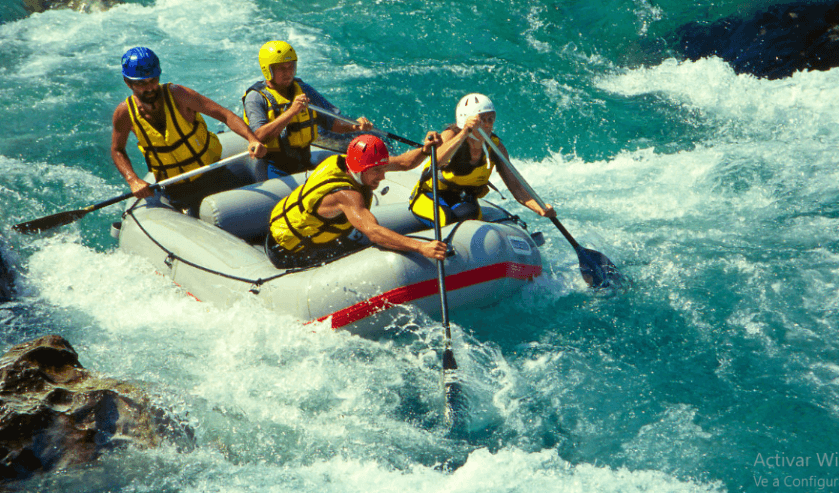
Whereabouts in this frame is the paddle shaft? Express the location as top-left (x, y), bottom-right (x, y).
top-left (13, 151), bottom-right (249, 234)
top-left (476, 128), bottom-right (585, 248)
top-left (307, 103), bottom-right (423, 148)
top-left (476, 128), bottom-right (626, 289)
top-left (70, 150), bottom-right (248, 212)
top-left (314, 103), bottom-right (466, 419)
top-left (430, 146), bottom-right (453, 340)
top-left (431, 145), bottom-right (465, 429)
top-left (154, 150), bottom-right (249, 188)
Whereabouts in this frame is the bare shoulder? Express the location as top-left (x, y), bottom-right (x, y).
top-left (318, 188), bottom-right (366, 219)
top-left (169, 83), bottom-right (194, 103)
top-left (441, 127), bottom-right (459, 141)
top-left (113, 99), bottom-right (128, 114)
top-left (112, 100), bottom-right (131, 126)
top-left (172, 83), bottom-right (207, 102)
top-left (171, 84), bottom-right (212, 117)
top-left (329, 188), bottom-right (365, 207)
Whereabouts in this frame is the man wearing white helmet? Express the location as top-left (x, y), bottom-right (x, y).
top-left (242, 40), bottom-right (373, 179)
top-left (409, 93), bottom-right (555, 226)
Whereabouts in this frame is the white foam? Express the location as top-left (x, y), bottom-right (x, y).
top-left (596, 57), bottom-right (839, 139)
top-left (92, 444), bottom-right (723, 493)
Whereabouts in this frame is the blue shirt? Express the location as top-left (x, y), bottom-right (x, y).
top-left (242, 78), bottom-right (341, 175)
top-left (243, 78), bottom-right (337, 135)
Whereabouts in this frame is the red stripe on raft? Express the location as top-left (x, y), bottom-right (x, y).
top-left (314, 262), bottom-right (542, 329)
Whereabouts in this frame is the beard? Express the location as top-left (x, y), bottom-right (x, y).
top-left (137, 87), bottom-right (162, 104)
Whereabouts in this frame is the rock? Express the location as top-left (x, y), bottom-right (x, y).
top-left (22, 0), bottom-right (122, 15)
top-left (676, 1), bottom-right (839, 79)
top-left (0, 335), bottom-right (194, 481)
top-left (0, 240), bottom-right (16, 302)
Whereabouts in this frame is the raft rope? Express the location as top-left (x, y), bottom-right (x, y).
top-left (480, 198), bottom-right (530, 231)
top-left (123, 199), bottom-right (527, 295)
top-left (125, 205), bottom-right (299, 294)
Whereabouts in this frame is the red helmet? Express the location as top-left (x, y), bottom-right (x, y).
top-left (346, 135), bottom-right (389, 174)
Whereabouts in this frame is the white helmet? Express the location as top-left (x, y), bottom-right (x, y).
top-left (455, 93), bottom-right (496, 128)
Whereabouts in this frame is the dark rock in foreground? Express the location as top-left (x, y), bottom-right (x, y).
top-left (0, 246), bottom-right (14, 302)
top-left (677, 1), bottom-right (839, 79)
top-left (0, 335), bottom-right (194, 481)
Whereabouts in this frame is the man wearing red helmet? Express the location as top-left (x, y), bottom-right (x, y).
top-left (266, 133), bottom-right (447, 269)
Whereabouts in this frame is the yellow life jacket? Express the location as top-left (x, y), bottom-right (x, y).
top-left (242, 80), bottom-right (319, 151)
top-left (410, 133), bottom-right (503, 204)
top-left (127, 83), bottom-right (222, 182)
top-left (269, 155), bottom-right (372, 253)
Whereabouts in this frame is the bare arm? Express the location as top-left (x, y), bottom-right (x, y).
top-left (382, 131), bottom-right (443, 172)
top-left (492, 140), bottom-right (556, 218)
top-left (435, 116), bottom-right (481, 168)
top-left (172, 84), bottom-right (266, 158)
top-left (251, 92), bottom-right (308, 143)
top-left (323, 190), bottom-right (446, 260)
top-left (399, 116), bottom-right (482, 172)
top-left (331, 116), bottom-right (373, 134)
top-left (111, 102), bottom-right (153, 198)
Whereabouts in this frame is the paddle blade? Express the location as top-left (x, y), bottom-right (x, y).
top-left (576, 246), bottom-right (625, 290)
top-left (442, 348), bottom-right (469, 434)
top-left (12, 209), bottom-right (89, 234)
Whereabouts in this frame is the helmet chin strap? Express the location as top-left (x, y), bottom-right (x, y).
top-left (349, 170), bottom-right (364, 184)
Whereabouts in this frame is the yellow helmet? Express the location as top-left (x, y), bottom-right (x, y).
top-left (258, 41), bottom-right (297, 80)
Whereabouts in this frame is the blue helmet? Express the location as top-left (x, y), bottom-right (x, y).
top-left (121, 47), bottom-right (161, 80)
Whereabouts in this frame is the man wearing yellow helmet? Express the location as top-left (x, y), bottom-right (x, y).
top-left (242, 40), bottom-right (373, 179)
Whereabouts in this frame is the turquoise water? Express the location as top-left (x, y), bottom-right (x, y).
top-left (3, 0), bottom-right (839, 491)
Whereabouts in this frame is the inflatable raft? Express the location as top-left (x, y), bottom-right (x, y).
top-left (113, 132), bottom-right (546, 337)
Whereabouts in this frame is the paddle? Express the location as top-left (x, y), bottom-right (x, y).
top-left (429, 145), bottom-right (467, 429)
top-left (314, 103), bottom-right (468, 426)
top-left (477, 128), bottom-right (624, 289)
top-left (13, 151), bottom-right (249, 234)
top-left (307, 103), bottom-right (423, 148)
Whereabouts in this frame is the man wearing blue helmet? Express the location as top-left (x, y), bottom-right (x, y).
top-left (111, 46), bottom-right (267, 214)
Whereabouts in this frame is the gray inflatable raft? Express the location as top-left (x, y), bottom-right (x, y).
top-left (113, 132), bottom-right (545, 337)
